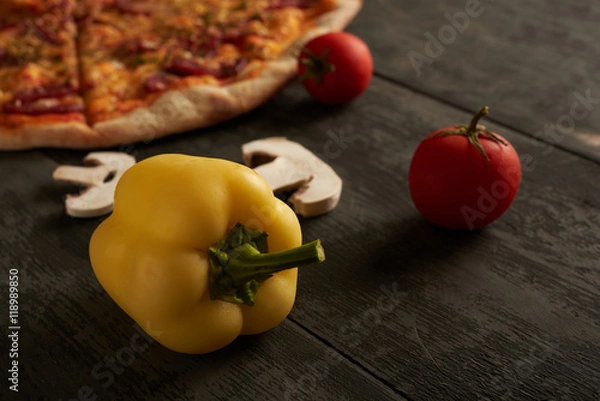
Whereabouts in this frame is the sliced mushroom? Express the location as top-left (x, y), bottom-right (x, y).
top-left (242, 137), bottom-right (342, 217)
top-left (252, 156), bottom-right (312, 193)
top-left (53, 152), bottom-right (136, 218)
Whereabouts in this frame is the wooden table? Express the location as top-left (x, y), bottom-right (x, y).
top-left (2, 1), bottom-right (599, 400)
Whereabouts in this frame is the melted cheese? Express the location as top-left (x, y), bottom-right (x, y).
top-left (76, 0), bottom-right (334, 123)
top-left (0, 0), bottom-right (84, 126)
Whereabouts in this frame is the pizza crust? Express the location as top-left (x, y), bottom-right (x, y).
top-left (0, 121), bottom-right (98, 150)
top-left (93, 57), bottom-right (296, 147)
top-left (0, 0), bottom-right (363, 150)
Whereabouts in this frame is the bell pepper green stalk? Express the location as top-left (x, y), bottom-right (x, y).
top-left (209, 223), bottom-right (325, 306)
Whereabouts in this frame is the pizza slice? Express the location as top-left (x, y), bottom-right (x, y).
top-left (0, 0), bottom-right (95, 149)
top-left (0, 0), bottom-right (362, 149)
top-left (74, 0), bottom-right (362, 147)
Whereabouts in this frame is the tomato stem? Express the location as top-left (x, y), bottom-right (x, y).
top-left (432, 106), bottom-right (507, 163)
top-left (298, 47), bottom-right (335, 86)
top-left (467, 106), bottom-right (489, 133)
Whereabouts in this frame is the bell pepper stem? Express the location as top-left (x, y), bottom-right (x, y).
top-left (228, 240), bottom-right (324, 278)
top-left (208, 223), bottom-right (325, 306)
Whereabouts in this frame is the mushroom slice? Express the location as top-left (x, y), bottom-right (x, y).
top-left (242, 137), bottom-right (342, 217)
top-left (53, 152), bottom-right (136, 218)
top-left (252, 156), bottom-right (312, 193)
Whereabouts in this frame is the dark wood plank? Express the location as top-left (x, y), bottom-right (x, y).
top-left (0, 152), bottom-right (405, 401)
top-left (41, 73), bottom-right (600, 401)
top-left (346, 0), bottom-right (600, 162)
top-left (272, 78), bottom-right (600, 401)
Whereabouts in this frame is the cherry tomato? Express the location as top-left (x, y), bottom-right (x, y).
top-left (298, 32), bottom-right (373, 104)
top-left (408, 107), bottom-right (522, 230)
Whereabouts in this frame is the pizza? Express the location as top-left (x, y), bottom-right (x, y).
top-left (0, 0), bottom-right (362, 150)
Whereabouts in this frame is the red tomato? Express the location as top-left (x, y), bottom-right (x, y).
top-left (298, 32), bottom-right (373, 104)
top-left (408, 107), bottom-right (522, 230)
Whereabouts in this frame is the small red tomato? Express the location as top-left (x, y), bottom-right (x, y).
top-left (298, 32), bottom-right (373, 104)
top-left (408, 107), bottom-right (522, 230)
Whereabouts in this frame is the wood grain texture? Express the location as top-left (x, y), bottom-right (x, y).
top-left (346, 0), bottom-right (600, 162)
top-left (0, 152), bottom-right (405, 401)
top-left (274, 79), bottom-right (600, 401)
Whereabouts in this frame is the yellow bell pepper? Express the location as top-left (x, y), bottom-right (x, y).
top-left (89, 154), bottom-right (324, 354)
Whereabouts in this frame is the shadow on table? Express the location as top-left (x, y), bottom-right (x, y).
top-left (370, 214), bottom-right (488, 277)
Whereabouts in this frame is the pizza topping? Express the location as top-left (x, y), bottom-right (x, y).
top-left (115, 36), bottom-right (162, 67)
top-left (0, 47), bottom-right (17, 66)
top-left (31, 15), bottom-right (63, 45)
top-left (143, 72), bottom-right (172, 93)
top-left (3, 98), bottom-right (84, 115)
top-left (73, 0), bottom-right (101, 23)
top-left (165, 55), bottom-right (248, 80)
top-left (117, 37), bottom-right (160, 55)
top-left (47, 0), bottom-right (72, 14)
top-left (3, 35), bottom-right (41, 64)
top-left (3, 83), bottom-right (82, 115)
top-left (0, 19), bottom-right (20, 31)
top-left (183, 32), bottom-right (247, 58)
top-left (13, 84), bottom-right (78, 103)
top-left (191, 36), bottom-right (220, 57)
top-left (114, 0), bottom-right (154, 15)
top-left (221, 30), bottom-right (250, 49)
top-left (165, 56), bottom-right (207, 77)
top-left (269, 0), bottom-right (318, 10)
top-left (219, 57), bottom-right (248, 79)
top-left (12, 63), bottom-right (55, 91)
top-left (1, 0), bottom-right (341, 127)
